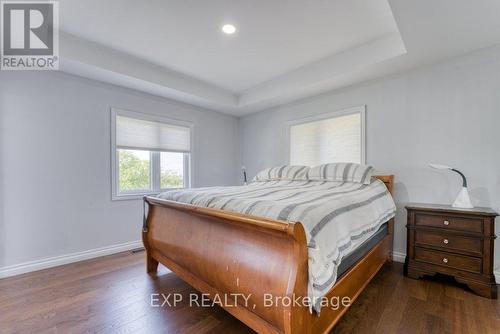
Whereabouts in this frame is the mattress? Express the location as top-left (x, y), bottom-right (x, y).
top-left (156, 179), bottom-right (396, 312)
top-left (337, 222), bottom-right (388, 277)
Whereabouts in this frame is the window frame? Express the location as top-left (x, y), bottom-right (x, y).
top-left (286, 105), bottom-right (366, 166)
top-left (110, 108), bottom-right (194, 201)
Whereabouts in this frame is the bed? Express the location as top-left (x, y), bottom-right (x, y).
top-left (142, 166), bottom-right (395, 334)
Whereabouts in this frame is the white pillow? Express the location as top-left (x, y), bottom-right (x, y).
top-left (307, 163), bottom-right (374, 184)
top-left (253, 165), bottom-right (309, 181)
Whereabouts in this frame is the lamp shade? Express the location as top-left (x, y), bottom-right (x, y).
top-left (428, 163), bottom-right (473, 209)
top-left (429, 163), bottom-right (452, 170)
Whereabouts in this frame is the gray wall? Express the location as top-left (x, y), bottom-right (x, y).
top-left (239, 45), bottom-right (500, 271)
top-left (0, 71), bottom-right (239, 268)
top-left (2, 45), bottom-right (499, 276)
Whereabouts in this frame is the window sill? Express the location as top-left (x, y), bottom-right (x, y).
top-left (112, 193), bottom-right (156, 201)
top-left (112, 188), bottom-right (187, 201)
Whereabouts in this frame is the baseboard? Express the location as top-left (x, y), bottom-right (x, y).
top-left (392, 251), bottom-right (406, 263)
top-left (0, 240), bottom-right (143, 279)
top-left (1, 245), bottom-right (497, 283)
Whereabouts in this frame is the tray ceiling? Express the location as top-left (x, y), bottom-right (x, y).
top-left (57, 0), bottom-right (500, 115)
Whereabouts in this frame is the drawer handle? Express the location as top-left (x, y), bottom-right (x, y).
top-left (443, 239), bottom-right (449, 244)
top-left (443, 220), bottom-right (450, 226)
top-left (442, 258), bottom-right (449, 264)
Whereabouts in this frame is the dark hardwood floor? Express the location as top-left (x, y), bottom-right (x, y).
top-left (1, 251), bottom-right (498, 334)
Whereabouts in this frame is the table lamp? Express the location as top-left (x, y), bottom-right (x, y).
top-left (429, 164), bottom-right (473, 209)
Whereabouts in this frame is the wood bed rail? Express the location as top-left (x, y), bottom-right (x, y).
top-left (144, 196), bottom-right (298, 235)
top-left (142, 175), bottom-right (395, 334)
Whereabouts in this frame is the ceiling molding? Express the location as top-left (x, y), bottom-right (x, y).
top-left (60, 33), bottom-right (238, 112)
top-left (237, 32), bottom-right (406, 113)
top-left (59, 31), bottom-right (405, 115)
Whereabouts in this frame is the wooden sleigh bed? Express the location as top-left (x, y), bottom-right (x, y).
top-left (142, 175), bottom-right (394, 334)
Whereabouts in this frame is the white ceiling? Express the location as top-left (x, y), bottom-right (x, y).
top-left (60, 0), bottom-right (398, 92)
top-left (57, 0), bottom-right (500, 115)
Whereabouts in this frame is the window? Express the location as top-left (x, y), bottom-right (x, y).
top-left (289, 106), bottom-right (365, 166)
top-left (111, 108), bottom-right (192, 200)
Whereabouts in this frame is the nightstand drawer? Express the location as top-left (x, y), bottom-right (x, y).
top-left (415, 231), bottom-right (482, 256)
top-left (415, 213), bottom-right (482, 233)
top-left (414, 247), bottom-right (482, 273)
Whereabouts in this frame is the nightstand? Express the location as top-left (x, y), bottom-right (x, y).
top-left (404, 203), bottom-right (498, 298)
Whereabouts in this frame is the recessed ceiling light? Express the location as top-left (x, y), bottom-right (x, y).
top-left (222, 24), bottom-right (236, 35)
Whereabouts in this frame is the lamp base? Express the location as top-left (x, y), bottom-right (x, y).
top-left (452, 187), bottom-right (474, 209)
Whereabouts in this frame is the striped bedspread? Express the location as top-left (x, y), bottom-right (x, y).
top-left (156, 178), bottom-right (396, 312)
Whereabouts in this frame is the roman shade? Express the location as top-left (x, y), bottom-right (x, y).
top-left (290, 112), bottom-right (362, 166)
top-left (116, 115), bottom-right (191, 152)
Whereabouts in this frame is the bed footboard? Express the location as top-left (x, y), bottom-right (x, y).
top-left (143, 197), bottom-right (310, 334)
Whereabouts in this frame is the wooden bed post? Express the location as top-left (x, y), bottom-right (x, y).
top-left (374, 175), bottom-right (395, 262)
top-left (142, 198), bottom-right (158, 273)
top-left (145, 241), bottom-right (159, 274)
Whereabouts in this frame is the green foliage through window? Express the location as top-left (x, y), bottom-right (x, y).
top-left (118, 150), bottom-right (151, 191)
top-left (161, 170), bottom-right (183, 188)
top-left (118, 149), bottom-right (185, 192)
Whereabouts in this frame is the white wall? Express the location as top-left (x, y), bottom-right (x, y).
top-left (239, 45), bottom-right (500, 272)
top-left (0, 71), bottom-right (239, 270)
top-left (2, 45), bottom-right (499, 278)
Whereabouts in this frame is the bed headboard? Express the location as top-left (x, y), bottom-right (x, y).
top-left (373, 175), bottom-right (394, 195)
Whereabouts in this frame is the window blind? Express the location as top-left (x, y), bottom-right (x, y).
top-left (290, 113), bottom-right (361, 166)
top-left (116, 115), bottom-right (191, 152)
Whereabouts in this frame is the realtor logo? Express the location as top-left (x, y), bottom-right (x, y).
top-left (1, 0), bottom-right (59, 70)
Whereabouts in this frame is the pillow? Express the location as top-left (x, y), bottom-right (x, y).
top-left (307, 163), bottom-right (374, 184)
top-left (252, 165), bottom-right (309, 181)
